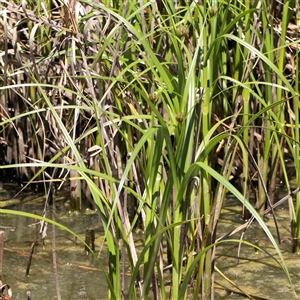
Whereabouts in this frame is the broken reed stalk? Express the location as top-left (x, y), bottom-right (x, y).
top-left (85, 228), bottom-right (95, 254)
top-left (0, 231), bottom-right (3, 281)
top-left (27, 291), bottom-right (31, 300)
top-left (51, 184), bottom-right (61, 300)
top-left (26, 212), bottom-right (39, 276)
top-left (26, 242), bottom-right (35, 276)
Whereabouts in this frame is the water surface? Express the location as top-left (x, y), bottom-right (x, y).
top-left (1, 184), bottom-right (300, 299)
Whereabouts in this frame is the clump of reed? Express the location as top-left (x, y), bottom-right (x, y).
top-left (0, 0), bottom-right (299, 299)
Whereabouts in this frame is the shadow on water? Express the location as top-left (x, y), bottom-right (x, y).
top-left (0, 184), bottom-right (108, 300)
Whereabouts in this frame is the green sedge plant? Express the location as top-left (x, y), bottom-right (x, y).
top-left (0, 0), bottom-right (300, 299)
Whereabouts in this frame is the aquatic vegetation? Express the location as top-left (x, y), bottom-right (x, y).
top-left (0, 0), bottom-right (299, 299)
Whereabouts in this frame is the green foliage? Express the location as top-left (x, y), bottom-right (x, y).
top-left (0, 0), bottom-right (300, 299)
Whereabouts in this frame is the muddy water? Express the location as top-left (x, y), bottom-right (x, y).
top-left (0, 185), bottom-right (108, 300)
top-left (215, 192), bottom-right (300, 299)
top-left (1, 184), bottom-right (300, 299)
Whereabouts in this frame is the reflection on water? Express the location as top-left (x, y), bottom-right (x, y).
top-left (0, 185), bottom-right (108, 300)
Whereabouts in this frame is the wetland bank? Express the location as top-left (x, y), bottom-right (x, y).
top-left (1, 0), bottom-right (300, 299)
